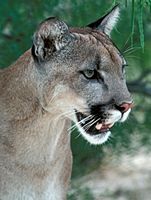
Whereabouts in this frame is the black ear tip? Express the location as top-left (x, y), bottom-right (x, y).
top-left (44, 16), bottom-right (56, 21)
top-left (113, 4), bottom-right (121, 13)
top-left (87, 17), bottom-right (103, 29)
top-left (87, 4), bottom-right (120, 30)
top-left (112, 4), bottom-right (120, 9)
top-left (39, 17), bottom-right (58, 26)
top-left (87, 4), bottom-right (120, 36)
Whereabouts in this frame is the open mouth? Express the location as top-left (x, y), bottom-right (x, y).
top-left (75, 111), bottom-right (114, 139)
top-left (74, 103), bottom-right (132, 145)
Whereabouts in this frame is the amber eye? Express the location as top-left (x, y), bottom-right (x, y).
top-left (83, 70), bottom-right (95, 79)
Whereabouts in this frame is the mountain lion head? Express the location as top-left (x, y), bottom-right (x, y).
top-left (32, 6), bottom-right (133, 145)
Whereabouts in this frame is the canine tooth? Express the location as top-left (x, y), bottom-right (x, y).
top-left (95, 123), bottom-right (102, 130)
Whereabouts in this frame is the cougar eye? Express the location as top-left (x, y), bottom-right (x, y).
top-left (84, 70), bottom-right (95, 78)
top-left (82, 70), bottom-right (96, 79)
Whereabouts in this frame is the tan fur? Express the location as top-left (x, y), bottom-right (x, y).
top-left (0, 50), bottom-right (74, 199)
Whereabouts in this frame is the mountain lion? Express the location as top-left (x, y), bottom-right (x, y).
top-left (0, 6), bottom-right (133, 200)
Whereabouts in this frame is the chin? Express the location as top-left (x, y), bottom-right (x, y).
top-left (76, 122), bottom-right (111, 145)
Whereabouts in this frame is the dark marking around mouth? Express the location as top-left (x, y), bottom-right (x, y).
top-left (75, 111), bottom-right (111, 136)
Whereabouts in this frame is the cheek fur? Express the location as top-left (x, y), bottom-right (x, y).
top-left (106, 110), bottom-right (122, 124)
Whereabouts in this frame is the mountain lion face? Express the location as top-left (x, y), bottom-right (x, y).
top-left (32, 6), bottom-right (133, 145)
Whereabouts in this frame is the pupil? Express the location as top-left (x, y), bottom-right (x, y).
top-left (87, 70), bottom-right (93, 77)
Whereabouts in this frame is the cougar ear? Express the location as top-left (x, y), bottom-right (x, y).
top-left (32, 17), bottom-right (71, 62)
top-left (87, 5), bottom-right (120, 36)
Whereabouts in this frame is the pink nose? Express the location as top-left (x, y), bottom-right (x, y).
top-left (119, 103), bottom-right (133, 113)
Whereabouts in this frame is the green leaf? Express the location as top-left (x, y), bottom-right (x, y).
top-left (137, 0), bottom-right (145, 51)
top-left (131, 0), bottom-right (135, 47)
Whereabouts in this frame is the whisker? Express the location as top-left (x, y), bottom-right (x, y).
top-left (72, 115), bottom-right (94, 130)
top-left (84, 117), bottom-right (101, 132)
top-left (122, 33), bottom-right (132, 50)
top-left (75, 131), bottom-right (82, 139)
top-left (123, 46), bottom-right (135, 54)
top-left (125, 55), bottom-right (141, 60)
top-left (58, 110), bottom-right (75, 118)
top-left (68, 125), bottom-right (78, 133)
top-left (68, 115), bottom-right (94, 132)
top-left (82, 117), bottom-right (96, 130)
top-left (123, 46), bottom-right (141, 55)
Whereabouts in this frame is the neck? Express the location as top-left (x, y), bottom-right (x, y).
top-left (0, 50), bottom-right (73, 199)
top-left (1, 50), bottom-right (72, 167)
top-left (14, 110), bottom-right (72, 167)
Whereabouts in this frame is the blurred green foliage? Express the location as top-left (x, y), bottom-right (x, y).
top-left (0, 1), bottom-right (151, 199)
top-left (1, 0), bottom-right (151, 67)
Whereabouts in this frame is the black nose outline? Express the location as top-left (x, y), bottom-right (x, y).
top-left (115, 102), bottom-right (133, 113)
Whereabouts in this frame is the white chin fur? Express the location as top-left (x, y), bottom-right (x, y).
top-left (76, 123), bottom-right (111, 145)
